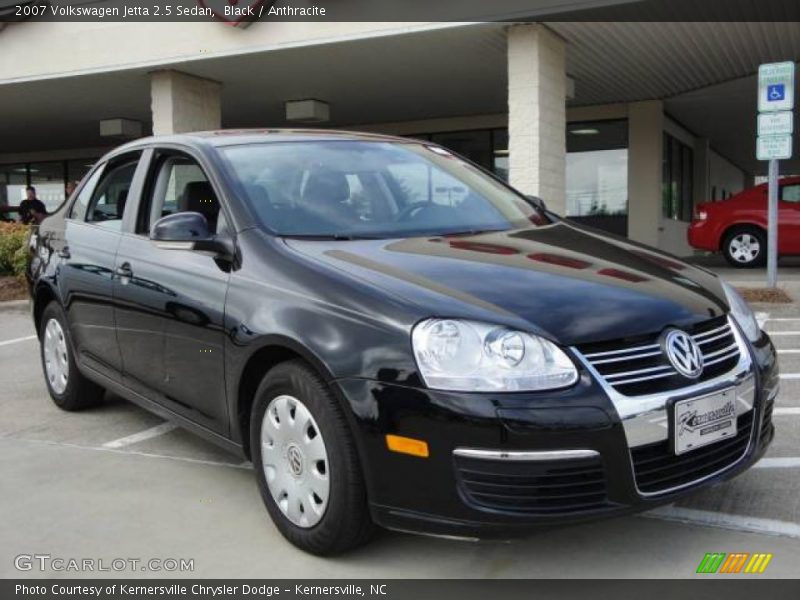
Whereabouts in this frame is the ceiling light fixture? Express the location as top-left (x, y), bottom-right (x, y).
top-left (285, 99), bottom-right (330, 123)
top-left (570, 128), bottom-right (600, 136)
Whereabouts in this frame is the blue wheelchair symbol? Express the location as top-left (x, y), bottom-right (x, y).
top-left (768, 84), bottom-right (786, 102)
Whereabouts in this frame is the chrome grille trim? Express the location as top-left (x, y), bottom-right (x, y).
top-left (582, 343), bottom-right (660, 359)
top-left (570, 315), bottom-right (754, 446)
top-left (591, 350), bottom-right (663, 365)
top-left (695, 330), bottom-right (732, 345)
top-left (703, 349), bottom-right (740, 367)
top-left (574, 318), bottom-right (741, 395)
top-left (693, 324), bottom-right (730, 340)
top-left (605, 365), bottom-right (675, 380)
top-left (605, 369), bottom-right (677, 387)
top-left (703, 342), bottom-right (739, 360)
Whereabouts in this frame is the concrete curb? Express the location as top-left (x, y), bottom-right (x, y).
top-left (0, 300), bottom-right (29, 311)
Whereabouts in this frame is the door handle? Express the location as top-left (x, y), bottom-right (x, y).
top-left (57, 246), bottom-right (70, 259)
top-left (115, 263), bottom-right (133, 279)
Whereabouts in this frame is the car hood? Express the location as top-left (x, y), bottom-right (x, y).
top-left (283, 221), bottom-right (729, 345)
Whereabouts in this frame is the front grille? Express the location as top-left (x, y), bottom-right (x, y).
top-left (577, 316), bottom-right (741, 397)
top-left (631, 409), bottom-right (754, 494)
top-left (455, 454), bottom-right (609, 515)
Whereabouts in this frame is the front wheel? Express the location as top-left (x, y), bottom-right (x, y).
top-left (250, 360), bottom-right (373, 555)
top-left (723, 227), bottom-right (767, 268)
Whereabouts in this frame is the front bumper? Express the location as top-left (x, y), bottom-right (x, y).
top-left (334, 326), bottom-right (778, 538)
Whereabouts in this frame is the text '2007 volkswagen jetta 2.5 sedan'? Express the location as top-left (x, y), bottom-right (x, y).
top-left (28, 130), bottom-right (778, 555)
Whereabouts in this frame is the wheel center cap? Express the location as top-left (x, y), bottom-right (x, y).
top-left (286, 444), bottom-right (304, 477)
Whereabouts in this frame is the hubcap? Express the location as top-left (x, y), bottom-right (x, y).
top-left (260, 395), bottom-right (330, 528)
top-left (730, 234), bottom-right (760, 263)
top-left (43, 318), bottom-right (69, 394)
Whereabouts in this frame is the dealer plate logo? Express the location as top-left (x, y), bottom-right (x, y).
top-left (664, 329), bottom-right (704, 379)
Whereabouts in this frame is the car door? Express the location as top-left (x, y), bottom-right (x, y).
top-left (779, 182), bottom-right (800, 254)
top-left (58, 151), bottom-right (144, 382)
top-left (113, 148), bottom-right (230, 434)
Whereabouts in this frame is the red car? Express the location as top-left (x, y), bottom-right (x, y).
top-left (688, 176), bottom-right (800, 267)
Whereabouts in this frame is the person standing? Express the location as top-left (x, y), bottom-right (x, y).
top-left (65, 180), bottom-right (79, 198)
top-left (18, 186), bottom-right (47, 225)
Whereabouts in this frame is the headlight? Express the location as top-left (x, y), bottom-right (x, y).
top-left (721, 280), bottom-right (760, 342)
top-left (411, 319), bottom-right (578, 392)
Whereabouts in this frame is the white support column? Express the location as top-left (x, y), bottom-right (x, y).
top-left (151, 70), bottom-right (221, 136)
top-left (507, 23), bottom-right (567, 212)
top-left (627, 100), bottom-right (664, 247)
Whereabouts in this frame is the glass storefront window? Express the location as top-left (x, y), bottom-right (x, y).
top-left (566, 149), bottom-right (628, 216)
top-left (409, 121), bottom-right (631, 236)
top-left (566, 120), bottom-right (629, 218)
top-left (0, 158), bottom-right (100, 219)
top-left (662, 134), bottom-right (694, 221)
top-left (29, 161), bottom-right (67, 211)
top-left (67, 158), bottom-right (99, 187)
top-left (0, 164), bottom-right (28, 212)
top-left (492, 129), bottom-right (509, 181)
top-left (430, 130), bottom-right (492, 170)
top-left (407, 129), bottom-right (509, 181)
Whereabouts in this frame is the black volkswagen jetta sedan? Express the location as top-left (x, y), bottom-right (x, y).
top-left (28, 130), bottom-right (778, 555)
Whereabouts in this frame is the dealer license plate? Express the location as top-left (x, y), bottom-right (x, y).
top-left (673, 389), bottom-right (737, 455)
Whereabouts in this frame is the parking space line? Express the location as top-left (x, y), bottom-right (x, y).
top-left (4, 435), bottom-right (250, 470)
top-left (0, 335), bottom-right (36, 347)
top-left (754, 457), bottom-right (800, 469)
top-left (641, 506), bottom-right (800, 540)
top-left (774, 407), bottom-right (800, 415)
top-left (764, 332), bottom-right (800, 336)
top-left (763, 318), bottom-right (800, 322)
top-left (776, 349), bottom-right (800, 354)
top-left (102, 422), bottom-right (178, 449)
top-left (779, 374), bottom-right (800, 380)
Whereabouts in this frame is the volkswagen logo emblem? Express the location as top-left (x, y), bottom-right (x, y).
top-left (286, 444), bottom-right (304, 477)
top-left (663, 329), bottom-right (704, 379)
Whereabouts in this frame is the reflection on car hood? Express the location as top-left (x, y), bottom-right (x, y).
top-left (284, 221), bottom-right (729, 345)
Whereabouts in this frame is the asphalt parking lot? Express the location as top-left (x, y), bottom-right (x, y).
top-left (1, 267), bottom-right (799, 579)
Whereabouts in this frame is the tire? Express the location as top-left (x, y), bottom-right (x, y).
top-left (250, 360), bottom-right (373, 555)
top-left (722, 227), bottom-right (767, 268)
top-left (39, 302), bottom-right (105, 411)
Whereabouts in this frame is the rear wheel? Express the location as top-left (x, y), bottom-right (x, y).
top-left (39, 302), bottom-right (104, 411)
top-left (723, 227), bottom-right (767, 268)
top-left (250, 360), bottom-right (373, 555)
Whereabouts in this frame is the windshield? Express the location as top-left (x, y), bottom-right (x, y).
top-left (220, 140), bottom-right (550, 239)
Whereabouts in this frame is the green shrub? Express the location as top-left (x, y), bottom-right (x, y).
top-left (0, 222), bottom-right (30, 277)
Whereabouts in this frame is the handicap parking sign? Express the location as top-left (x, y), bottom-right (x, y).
top-left (768, 84), bottom-right (786, 102)
top-left (759, 62), bottom-right (794, 112)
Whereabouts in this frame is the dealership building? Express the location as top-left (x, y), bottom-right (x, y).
top-left (1, 5), bottom-right (799, 256)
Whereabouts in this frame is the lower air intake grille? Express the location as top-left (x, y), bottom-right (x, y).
top-left (760, 402), bottom-right (775, 448)
top-left (631, 409), bottom-right (754, 494)
top-left (454, 454), bottom-right (609, 515)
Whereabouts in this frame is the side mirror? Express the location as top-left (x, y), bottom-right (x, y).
top-left (150, 212), bottom-right (232, 259)
top-left (525, 195), bottom-right (547, 212)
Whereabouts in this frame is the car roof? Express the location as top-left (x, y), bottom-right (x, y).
top-left (112, 128), bottom-right (416, 154)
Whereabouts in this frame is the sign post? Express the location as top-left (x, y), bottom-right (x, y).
top-left (757, 61), bottom-right (795, 288)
